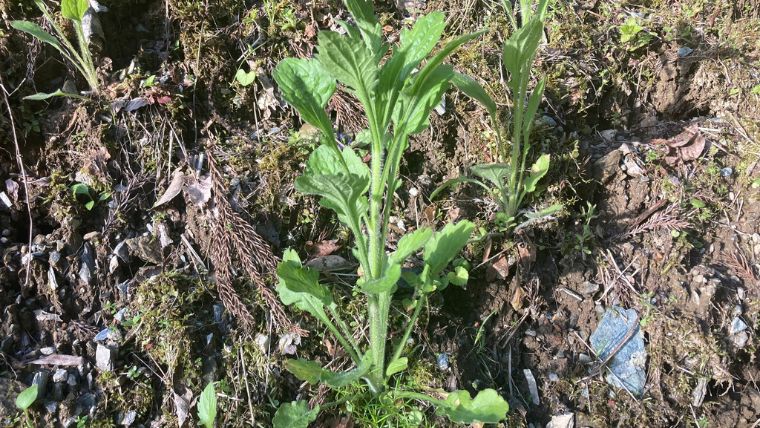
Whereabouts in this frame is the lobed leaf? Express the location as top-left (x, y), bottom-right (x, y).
top-left (436, 389), bottom-right (509, 424)
top-left (273, 401), bottom-right (320, 428)
top-left (285, 355), bottom-right (371, 388)
top-left (273, 58), bottom-right (336, 137)
top-left (276, 250), bottom-right (334, 320)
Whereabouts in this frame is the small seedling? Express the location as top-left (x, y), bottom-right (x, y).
top-left (11, 0), bottom-right (99, 98)
top-left (235, 69), bottom-right (256, 87)
top-left (433, 0), bottom-right (561, 231)
top-left (15, 384), bottom-right (39, 428)
top-left (619, 16), bottom-right (654, 50)
top-left (71, 183), bottom-right (109, 211)
top-left (197, 382), bottom-right (217, 428)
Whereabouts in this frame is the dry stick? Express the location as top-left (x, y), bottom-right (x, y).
top-left (238, 346), bottom-right (256, 426)
top-left (0, 78), bottom-right (34, 287)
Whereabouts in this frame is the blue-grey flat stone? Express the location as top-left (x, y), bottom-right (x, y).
top-left (589, 306), bottom-right (647, 397)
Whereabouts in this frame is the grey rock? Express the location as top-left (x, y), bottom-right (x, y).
top-left (96, 344), bottom-right (118, 371)
top-left (523, 369), bottom-right (540, 405)
top-left (577, 281), bottom-right (600, 296)
top-left (436, 353), bottom-right (450, 371)
top-left (546, 413), bottom-right (574, 428)
top-left (40, 346), bottom-right (56, 355)
top-left (548, 372), bottom-right (560, 382)
top-left (119, 410), bottom-right (137, 426)
top-left (600, 129), bottom-right (617, 142)
top-left (730, 317), bottom-right (748, 335)
top-left (44, 400), bottom-right (58, 414)
top-left (733, 331), bottom-right (749, 348)
top-left (589, 306), bottom-right (647, 397)
top-left (75, 393), bottom-right (96, 417)
top-left (53, 368), bottom-right (68, 383)
top-left (113, 241), bottom-right (129, 261)
top-left (33, 370), bottom-right (49, 399)
top-left (67, 373), bottom-right (79, 387)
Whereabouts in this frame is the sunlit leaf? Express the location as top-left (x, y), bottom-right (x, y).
top-left (23, 88), bottom-right (85, 101)
top-left (15, 384), bottom-right (38, 410)
top-left (197, 383), bottom-right (217, 428)
top-left (285, 354), bottom-right (371, 388)
top-left (451, 72), bottom-right (497, 119)
top-left (359, 263), bottom-right (401, 294)
top-left (523, 153), bottom-right (550, 193)
top-left (273, 401), bottom-right (320, 428)
top-left (11, 21), bottom-right (61, 52)
top-left (470, 163), bottom-right (512, 189)
top-left (436, 389), bottom-right (509, 424)
top-left (423, 221), bottom-right (475, 277)
top-left (61, 0), bottom-right (89, 21)
top-left (316, 30), bottom-right (378, 94)
top-left (273, 58), bottom-right (335, 137)
top-left (386, 357), bottom-right (408, 377)
top-left (389, 227), bottom-right (432, 265)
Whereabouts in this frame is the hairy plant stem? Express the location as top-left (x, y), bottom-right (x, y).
top-left (391, 293), bottom-right (427, 364)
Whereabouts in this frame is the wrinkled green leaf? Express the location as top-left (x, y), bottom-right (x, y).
top-left (15, 384), bottom-right (38, 410)
top-left (276, 250), bottom-right (334, 321)
top-left (11, 21), bottom-right (61, 52)
top-left (61, 0), bottom-right (89, 21)
top-left (197, 383), bottom-right (217, 428)
top-left (359, 263), bottom-right (401, 294)
top-left (273, 58), bottom-right (335, 136)
top-left (316, 30), bottom-right (378, 94)
top-left (451, 72), bottom-right (497, 119)
top-left (23, 88), bottom-right (85, 101)
top-left (285, 355), bottom-right (371, 388)
top-left (436, 389), bottom-right (509, 424)
top-left (523, 153), bottom-right (550, 193)
top-left (424, 221), bottom-right (475, 277)
top-left (273, 401), bottom-right (320, 428)
top-left (386, 357), bottom-right (408, 377)
top-left (470, 163), bottom-right (511, 189)
top-left (389, 227), bottom-right (433, 265)
top-left (306, 145), bottom-right (369, 184)
top-left (296, 172), bottom-right (368, 232)
top-left (502, 18), bottom-right (543, 88)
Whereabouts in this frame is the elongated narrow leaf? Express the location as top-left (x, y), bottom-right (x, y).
top-left (61, 0), bottom-right (89, 21)
top-left (15, 384), bottom-right (38, 410)
top-left (430, 175), bottom-right (491, 200)
top-left (436, 389), bottom-right (509, 424)
top-left (273, 58), bottom-right (335, 136)
top-left (285, 355), bottom-right (371, 388)
top-left (360, 263), bottom-right (401, 294)
top-left (522, 78), bottom-right (546, 143)
top-left (535, 0), bottom-right (551, 22)
top-left (316, 31), bottom-right (378, 93)
top-left (519, 0), bottom-right (533, 23)
top-left (377, 12), bottom-right (446, 124)
top-left (451, 72), bottom-right (497, 119)
top-left (423, 221), bottom-right (475, 277)
top-left (411, 29), bottom-right (486, 96)
top-left (11, 21), bottom-right (62, 52)
top-left (197, 383), bottom-right (217, 428)
top-left (523, 153), bottom-right (550, 193)
top-left (470, 163), bottom-right (512, 189)
top-left (273, 401), bottom-right (320, 428)
top-left (23, 88), bottom-right (85, 101)
top-left (502, 18), bottom-right (543, 85)
top-left (389, 227), bottom-right (433, 265)
top-left (344, 0), bottom-right (383, 56)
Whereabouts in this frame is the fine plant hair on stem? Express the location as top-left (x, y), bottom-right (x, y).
top-left (204, 150), bottom-right (300, 334)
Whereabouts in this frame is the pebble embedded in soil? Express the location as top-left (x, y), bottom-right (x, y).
top-left (730, 317), bottom-right (748, 335)
top-left (436, 353), bottom-right (450, 371)
top-left (95, 344), bottom-right (118, 372)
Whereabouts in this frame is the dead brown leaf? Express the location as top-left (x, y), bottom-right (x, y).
top-left (653, 125), bottom-right (707, 165)
top-left (305, 239), bottom-right (341, 257)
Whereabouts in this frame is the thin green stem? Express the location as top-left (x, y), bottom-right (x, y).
top-left (390, 390), bottom-right (444, 406)
top-left (320, 311), bottom-right (362, 364)
top-left (326, 305), bottom-right (363, 360)
top-left (390, 293), bottom-right (426, 365)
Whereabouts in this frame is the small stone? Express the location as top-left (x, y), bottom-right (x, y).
top-left (83, 231), bottom-right (101, 241)
top-left (67, 374), bottom-right (78, 387)
top-left (109, 255), bottom-right (119, 273)
top-left (53, 369), bottom-right (68, 383)
top-left (113, 241), bottom-right (129, 262)
top-left (541, 115), bottom-right (558, 128)
top-left (720, 167), bottom-right (733, 177)
top-left (600, 129), bottom-right (617, 142)
top-left (523, 369), bottom-right (540, 405)
top-left (546, 413), bottom-right (574, 428)
top-left (40, 346), bottom-right (56, 355)
top-left (732, 331), bottom-right (749, 348)
top-left (730, 317), bottom-right (748, 335)
top-left (114, 308), bottom-right (128, 323)
top-left (44, 401), bottom-right (58, 414)
top-left (33, 371), bottom-right (49, 399)
top-left (677, 46), bottom-right (693, 57)
top-left (577, 281), bottom-right (600, 296)
top-left (254, 334), bottom-right (270, 353)
top-left (48, 251), bottom-right (61, 266)
top-left (119, 410), bottom-right (137, 426)
top-left (692, 378), bottom-right (708, 407)
top-left (96, 344), bottom-right (117, 371)
top-left (94, 328), bottom-right (111, 342)
top-left (548, 372), bottom-right (560, 382)
top-left (436, 353), bottom-right (450, 371)
top-left (1, 229), bottom-right (9, 237)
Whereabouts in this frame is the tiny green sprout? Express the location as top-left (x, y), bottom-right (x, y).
top-left (15, 384), bottom-right (38, 411)
top-left (71, 183), bottom-right (110, 211)
top-left (235, 69), bottom-right (256, 87)
top-left (197, 382), bottom-right (217, 428)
